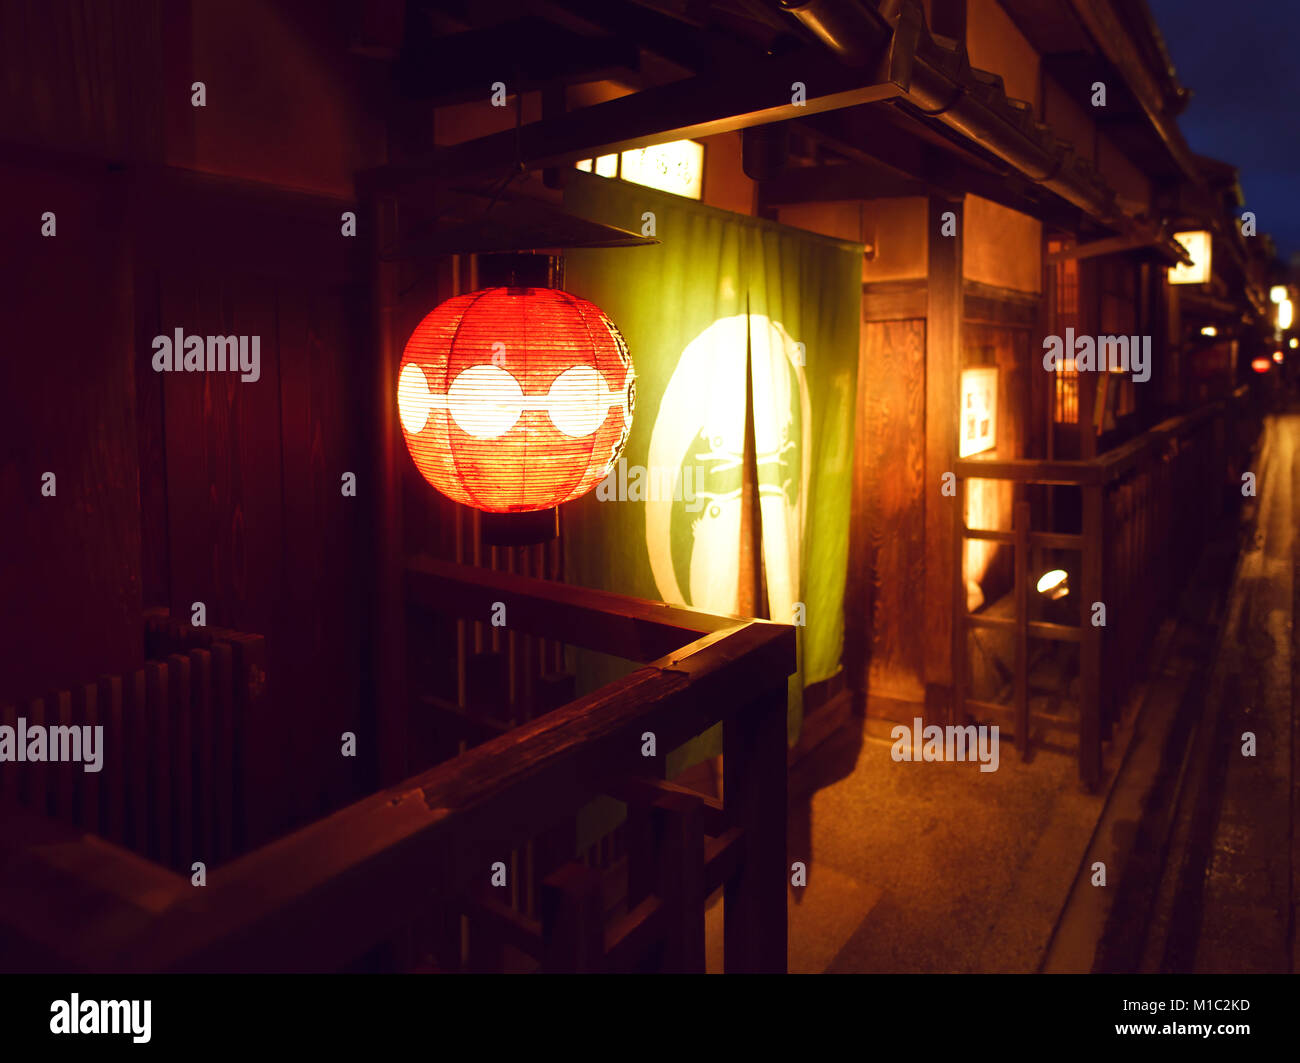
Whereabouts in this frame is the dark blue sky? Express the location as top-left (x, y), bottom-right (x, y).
top-left (1147, 0), bottom-right (1300, 260)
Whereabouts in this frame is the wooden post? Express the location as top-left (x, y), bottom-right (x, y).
top-left (652, 792), bottom-right (706, 974)
top-left (723, 687), bottom-right (787, 973)
top-left (541, 863), bottom-right (606, 973)
top-left (367, 188), bottom-right (407, 790)
top-left (1013, 501), bottom-right (1030, 759)
top-left (925, 195), bottom-right (963, 720)
top-left (1079, 484), bottom-right (1103, 789)
top-left (951, 474), bottom-right (968, 724)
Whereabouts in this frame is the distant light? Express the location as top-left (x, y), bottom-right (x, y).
top-left (1252, 356), bottom-right (1272, 373)
top-left (1036, 569), bottom-right (1069, 599)
top-left (1168, 231), bottom-right (1212, 285)
top-left (1273, 350), bottom-right (1284, 364)
top-left (1271, 285), bottom-right (1288, 304)
top-left (1200, 325), bottom-right (1217, 337)
top-left (1279, 299), bottom-right (1294, 330)
top-left (1291, 338), bottom-right (1298, 349)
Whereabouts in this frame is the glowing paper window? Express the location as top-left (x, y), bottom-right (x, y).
top-left (619, 141), bottom-right (704, 199)
top-left (959, 367), bottom-right (998, 458)
top-left (1168, 230), bottom-right (1212, 285)
top-left (574, 141), bottom-right (705, 200)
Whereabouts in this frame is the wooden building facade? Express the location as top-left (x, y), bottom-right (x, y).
top-left (0, 0), bottom-right (1276, 972)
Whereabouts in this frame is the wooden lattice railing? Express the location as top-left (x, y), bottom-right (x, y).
top-left (0, 559), bottom-right (795, 973)
top-left (953, 388), bottom-right (1259, 788)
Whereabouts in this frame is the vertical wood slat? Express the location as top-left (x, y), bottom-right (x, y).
top-left (228, 634), bottom-right (268, 852)
top-left (652, 793), bottom-right (706, 973)
top-left (99, 674), bottom-right (125, 846)
top-left (211, 641), bottom-right (235, 864)
top-left (723, 687), bottom-right (788, 973)
top-left (169, 653), bottom-right (193, 871)
top-left (1080, 484), bottom-right (1103, 790)
top-left (529, 672), bottom-right (578, 921)
top-left (145, 660), bottom-right (170, 864)
top-left (189, 648), bottom-right (213, 866)
top-left (74, 683), bottom-right (100, 833)
top-left (541, 862), bottom-right (606, 973)
top-left (22, 697), bottom-right (46, 816)
top-left (124, 668), bottom-right (148, 855)
top-left (0, 703), bottom-right (18, 808)
top-left (1013, 500), bottom-right (1030, 758)
top-left (51, 690), bottom-right (76, 822)
top-left (952, 475), bottom-right (969, 722)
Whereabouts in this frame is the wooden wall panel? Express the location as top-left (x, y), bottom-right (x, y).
top-left (847, 319), bottom-right (928, 704)
top-left (276, 279), bottom-right (365, 819)
top-left (0, 162), bottom-right (143, 704)
top-left (147, 172), bottom-right (366, 842)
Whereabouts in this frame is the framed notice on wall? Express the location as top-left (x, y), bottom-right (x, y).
top-left (959, 366), bottom-right (998, 458)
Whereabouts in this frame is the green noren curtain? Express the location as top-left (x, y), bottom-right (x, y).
top-left (561, 171), bottom-right (860, 764)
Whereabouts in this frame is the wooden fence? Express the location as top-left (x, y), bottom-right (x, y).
top-left (0, 560), bottom-right (795, 973)
top-left (953, 388), bottom-right (1259, 788)
top-left (0, 611), bottom-right (266, 871)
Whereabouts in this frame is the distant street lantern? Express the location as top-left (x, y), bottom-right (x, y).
top-left (1167, 230), bottom-right (1212, 285)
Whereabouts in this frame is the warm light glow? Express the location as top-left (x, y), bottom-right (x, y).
top-left (576, 142), bottom-right (706, 200)
top-left (1278, 298), bottom-right (1294, 330)
top-left (959, 367), bottom-right (998, 458)
top-left (398, 287), bottom-right (635, 513)
top-left (1200, 325), bottom-right (1217, 337)
top-left (1251, 356), bottom-right (1272, 373)
top-left (1168, 230), bottom-right (1212, 285)
top-left (1273, 350), bottom-right (1284, 364)
top-left (1036, 569), bottom-right (1069, 600)
top-left (1271, 285), bottom-right (1287, 304)
top-left (1290, 338), bottom-right (1298, 349)
top-left (619, 141), bottom-right (705, 200)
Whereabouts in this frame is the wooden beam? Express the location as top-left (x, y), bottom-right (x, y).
top-left (405, 554), bottom-right (738, 662)
top-left (762, 163), bottom-right (925, 205)
top-left (963, 279), bottom-right (1039, 328)
top-left (370, 47), bottom-right (903, 185)
top-left (1046, 232), bottom-right (1166, 264)
top-left (863, 279), bottom-right (928, 322)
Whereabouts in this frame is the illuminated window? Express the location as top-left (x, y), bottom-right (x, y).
top-left (1048, 238), bottom-right (1079, 425)
top-left (574, 141), bottom-right (705, 200)
top-left (959, 367), bottom-right (998, 457)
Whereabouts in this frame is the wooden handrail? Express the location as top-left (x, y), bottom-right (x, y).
top-left (955, 395), bottom-right (1239, 486)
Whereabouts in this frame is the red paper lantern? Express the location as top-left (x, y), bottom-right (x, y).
top-left (397, 287), bottom-right (635, 512)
